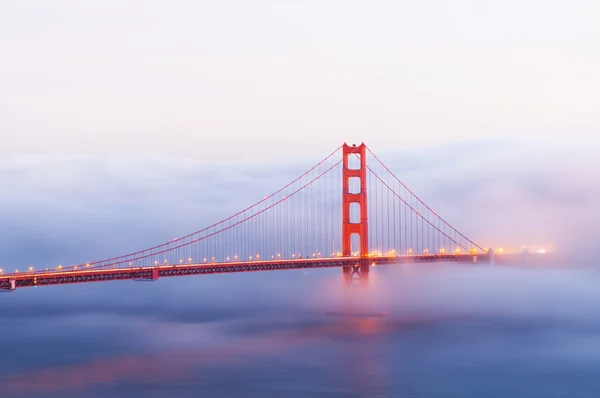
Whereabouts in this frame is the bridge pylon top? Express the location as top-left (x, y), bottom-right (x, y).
top-left (342, 142), bottom-right (366, 149)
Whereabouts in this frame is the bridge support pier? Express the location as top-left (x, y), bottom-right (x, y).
top-left (342, 259), bottom-right (370, 288)
top-left (1, 279), bottom-right (16, 291)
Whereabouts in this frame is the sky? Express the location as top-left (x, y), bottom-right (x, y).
top-left (1, 1), bottom-right (599, 162)
top-left (0, 1), bottom-right (599, 269)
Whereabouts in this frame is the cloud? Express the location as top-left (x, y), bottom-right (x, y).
top-left (4, 263), bottom-right (600, 395)
top-left (375, 138), bottom-right (600, 255)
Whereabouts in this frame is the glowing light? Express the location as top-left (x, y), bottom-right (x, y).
top-left (86, 263), bottom-right (90, 267)
top-left (0, 269), bottom-right (3, 273)
top-left (154, 261), bottom-right (158, 265)
top-left (537, 249), bottom-right (547, 254)
top-left (180, 259), bottom-right (183, 263)
top-left (73, 266), bottom-right (77, 270)
top-left (234, 255), bottom-right (238, 260)
top-left (204, 258), bottom-right (207, 262)
top-left (227, 257), bottom-right (230, 261)
top-left (277, 253), bottom-right (281, 257)
top-left (188, 258), bottom-right (192, 262)
top-left (256, 254), bottom-right (259, 259)
top-left (29, 266), bottom-right (34, 271)
top-left (498, 248), bottom-right (504, 253)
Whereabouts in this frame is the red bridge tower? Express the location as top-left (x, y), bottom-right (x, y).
top-left (342, 143), bottom-right (369, 286)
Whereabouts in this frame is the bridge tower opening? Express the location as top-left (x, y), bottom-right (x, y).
top-left (342, 143), bottom-right (369, 287)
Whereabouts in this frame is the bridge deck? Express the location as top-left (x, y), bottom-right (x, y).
top-left (0, 254), bottom-right (489, 290)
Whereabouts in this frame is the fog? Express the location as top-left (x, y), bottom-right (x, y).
top-left (3, 262), bottom-right (600, 395)
top-left (1, 137), bottom-right (600, 397)
top-left (2, 0), bottom-right (600, 395)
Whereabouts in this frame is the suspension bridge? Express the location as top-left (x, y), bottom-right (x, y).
top-left (0, 143), bottom-right (492, 292)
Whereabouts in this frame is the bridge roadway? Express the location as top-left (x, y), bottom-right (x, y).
top-left (0, 254), bottom-right (491, 291)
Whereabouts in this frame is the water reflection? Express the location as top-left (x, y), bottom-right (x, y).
top-left (1, 316), bottom-right (396, 396)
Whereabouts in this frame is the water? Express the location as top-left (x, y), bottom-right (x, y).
top-left (2, 262), bottom-right (600, 397)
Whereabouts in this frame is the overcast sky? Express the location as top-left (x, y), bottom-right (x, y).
top-left (1, 1), bottom-right (599, 162)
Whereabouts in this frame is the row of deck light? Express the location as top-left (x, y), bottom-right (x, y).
top-left (0, 247), bottom-right (481, 275)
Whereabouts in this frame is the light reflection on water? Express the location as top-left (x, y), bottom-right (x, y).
top-left (2, 263), bottom-right (600, 397)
